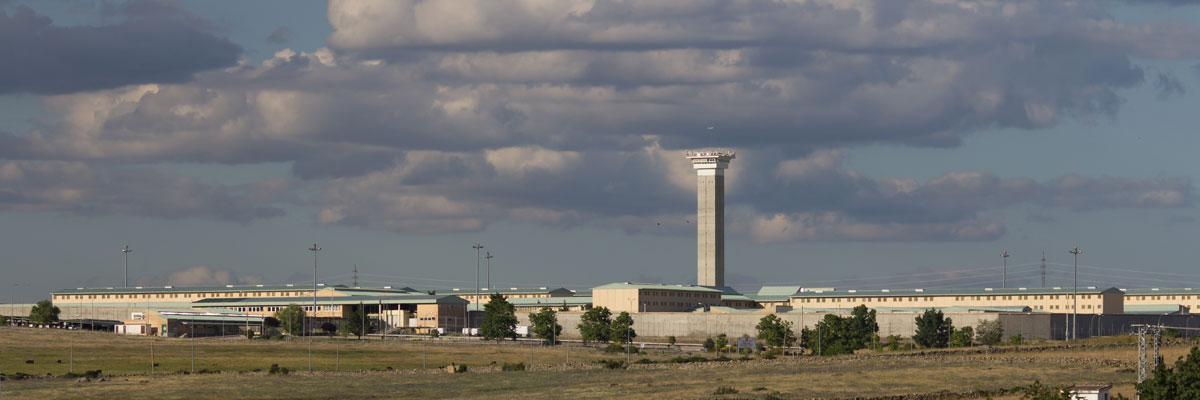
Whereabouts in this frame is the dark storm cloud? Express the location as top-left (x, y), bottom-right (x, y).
top-left (0, 161), bottom-right (299, 221)
top-left (0, 0), bottom-right (1197, 242)
top-left (0, 2), bottom-right (240, 94)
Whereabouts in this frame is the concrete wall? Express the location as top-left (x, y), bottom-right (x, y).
top-left (516, 311), bottom-right (1006, 340)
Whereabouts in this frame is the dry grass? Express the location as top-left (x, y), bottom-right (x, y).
top-left (1, 326), bottom-right (1184, 399)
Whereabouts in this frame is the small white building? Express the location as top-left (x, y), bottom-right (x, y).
top-left (1068, 384), bottom-right (1112, 400)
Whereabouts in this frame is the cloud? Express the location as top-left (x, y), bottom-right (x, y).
top-left (1153, 70), bottom-right (1186, 99)
top-left (0, 0), bottom-right (1197, 242)
top-left (267, 26), bottom-right (292, 44)
top-left (1025, 214), bottom-right (1057, 223)
top-left (0, 161), bottom-right (299, 221)
top-left (0, 2), bottom-right (241, 94)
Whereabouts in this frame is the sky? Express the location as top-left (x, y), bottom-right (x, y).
top-left (3, 0), bottom-right (1200, 302)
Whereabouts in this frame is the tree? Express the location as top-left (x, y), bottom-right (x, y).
top-left (480, 293), bottom-right (518, 341)
top-left (0, 315), bottom-right (8, 325)
top-left (29, 300), bottom-right (60, 324)
top-left (913, 309), bottom-right (953, 348)
top-left (846, 305), bottom-right (878, 348)
top-left (949, 326), bottom-right (973, 347)
top-left (703, 337), bottom-right (716, 351)
top-left (715, 333), bottom-right (730, 352)
top-left (1018, 380), bottom-right (1072, 400)
top-left (578, 307), bottom-right (612, 344)
top-left (320, 322), bottom-right (338, 335)
top-left (426, 290), bottom-right (437, 295)
top-left (342, 306), bottom-right (366, 338)
top-left (1137, 346), bottom-right (1200, 398)
top-left (755, 314), bottom-right (796, 348)
top-left (274, 304), bottom-right (306, 336)
top-left (976, 319), bottom-right (1004, 346)
top-left (609, 311), bottom-right (636, 343)
top-left (528, 306), bottom-right (562, 342)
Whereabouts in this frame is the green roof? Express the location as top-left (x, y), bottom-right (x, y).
top-left (592, 283), bottom-right (723, 293)
top-left (756, 286), bottom-right (803, 297)
top-left (54, 284), bottom-right (343, 295)
top-left (790, 287), bottom-right (1122, 298)
top-left (191, 294), bottom-right (468, 306)
top-left (449, 287), bottom-right (574, 296)
top-left (1123, 288), bottom-right (1198, 295)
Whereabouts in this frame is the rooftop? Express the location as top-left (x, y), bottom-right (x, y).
top-left (593, 282), bottom-right (724, 293)
top-left (191, 294), bottom-right (469, 306)
top-left (54, 284), bottom-right (342, 295)
top-left (789, 286), bottom-right (1122, 298)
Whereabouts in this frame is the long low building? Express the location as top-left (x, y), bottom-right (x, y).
top-left (789, 287), bottom-right (1124, 315)
top-left (592, 282), bottom-right (723, 313)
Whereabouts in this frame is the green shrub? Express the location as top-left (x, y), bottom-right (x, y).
top-left (602, 343), bottom-right (637, 354)
top-left (600, 359), bottom-right (626, 370)
top-left (634, 358), bottom-right (654, 364)
top-left (244, 330), bottom-right (255, 340)
top-left (501, 362), bottom-right (525, 371)
top-left (714, 386), bottom-right (739, 395)
top-left (670, 356), bottom-right (711, 364)
top-left (454, 364), bottom-right (468, 373)
top-left (268, 364), bottom-right (288, 375)
top-left (703, 337), bottom-right (716, 351)
top-left (1008, 334), bottom-right (1024, 346)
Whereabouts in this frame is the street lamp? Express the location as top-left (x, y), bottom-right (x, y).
top-left (308, 243), bottom-right (321, 371)
top-left (1068, 247), bottom-right (1082, 341)
top-left (122, 245), bottom-right (133, 288)
top-left (471, 243), bottom-right (484, 332)
top-left (485, 252), bottom-right (494, 290)
top-left (1001, 251), bottom-right (1009, 289)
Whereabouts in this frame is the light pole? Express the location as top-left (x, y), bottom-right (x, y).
top-left (485, 252), bottom-right (494, 290)
top-left (1069, 247), bottom-right (1082, 341)
top-left (122, 245), bottom-right (133, 288)
top-left (1001, 251), bottom-right (1009, 288)
top-left (471, 243), bottom-right (484, 332)
top-left (308, 243), bottom-right (321, 371)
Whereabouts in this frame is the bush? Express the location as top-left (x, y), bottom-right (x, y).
top-left (600, 359), bottom-right (626, 370)
top-left (602, 343), bottom-right (637, 354)
top-left (949, 326), bottom-right (974, 347)
top-left (1009, 334), bottom-right (1024, 346)
top-left (976, 319), bottom-right (1004, 346)
top-left (886, 335), bottom-right (902, 351)
top-left (320, 322), bottom-right (338, 335)
top-left (913, 309), bottom-right (953, 348)
top-left (714, 386), bottom-right (739, 395)
top-left (62, 370), bottom-right (102, 379)
top-left (703, 338), bottom-right (716, 351)
top-left (454, 364), bottom-right (468, 373)
top-left (715, 334), bottom-right (729, 351)
top-left (268, 364), bottom-right (289, 375)
top-left (667, 336), bottom-right (676, 347)
top-left (429, 329), bottom-right (440, 338)
top-left (501, 362), bottom-right (526, 371)
top-left (634, 358), bottom-right (654, 364)
top-left (244, 330), bottom-right (255, 340)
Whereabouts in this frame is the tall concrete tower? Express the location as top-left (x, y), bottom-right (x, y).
top-left (685, 150), bottom-right (735, 287)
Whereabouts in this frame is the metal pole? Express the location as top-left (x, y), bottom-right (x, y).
top-left (423, 340), bottom-right (427, 369)
top-left (1069, 247), bottom-right (1082, 341)
top-left (472, 243), bottom-right (483, 332)
top-left (69, 338), bottom-right (73, 373)
top-left (1001, 251), bottom-right (1009, 288)
top-left (190, 319), bottom-right (195, 373)
top-left (335, 340), bottom-right (340, 371)
top-left (529, 340), bottom-right (533, 366)
top-left (151, 340), bottom-right (154, 375)
top-left (309, 243), bottom-right (321, 371)
top-left (486, 252), bottom-right (493, 290)
top-left (122, 245), bottom-right (132, 288)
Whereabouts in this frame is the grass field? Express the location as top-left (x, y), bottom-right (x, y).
top-left (1, 326), bottom-right (1191, 399)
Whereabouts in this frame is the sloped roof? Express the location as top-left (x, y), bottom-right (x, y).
top-left (592, 283), bottom-right (723, 293)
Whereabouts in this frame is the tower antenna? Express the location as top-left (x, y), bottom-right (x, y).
top-left (353, 264), bottom-right (358, 287)
top-left (1041, 252), bottom-right (1046, 288)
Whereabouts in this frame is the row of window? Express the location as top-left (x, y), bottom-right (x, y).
top-left (798, 294), bottom-right (1103, 304)
top-left (56, 291), bottom-right (313, 301)
top-left (639, 290), bottom-right (718, 299)
top-left (1129, 295), bottom-right (1193, 301)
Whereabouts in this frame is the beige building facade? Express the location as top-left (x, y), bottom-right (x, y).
top-left (593, 283), bottom-right (722, 313)
top-left (790, 287), bottom-right (1124, 314)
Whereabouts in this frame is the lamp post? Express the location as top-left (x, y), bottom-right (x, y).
top-left (471, 243), bottom-right (484, 332)
top-left (1001, 251), bottom-right (1009, 289)
top-left (308, 243), bottom-right (321, 371)
top-left (122, 245), bottom-right (133, 288)
top-left (485, 252), bottom-right (494, 290)
top-left (1068, 247), bottom-right (1082, 341)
